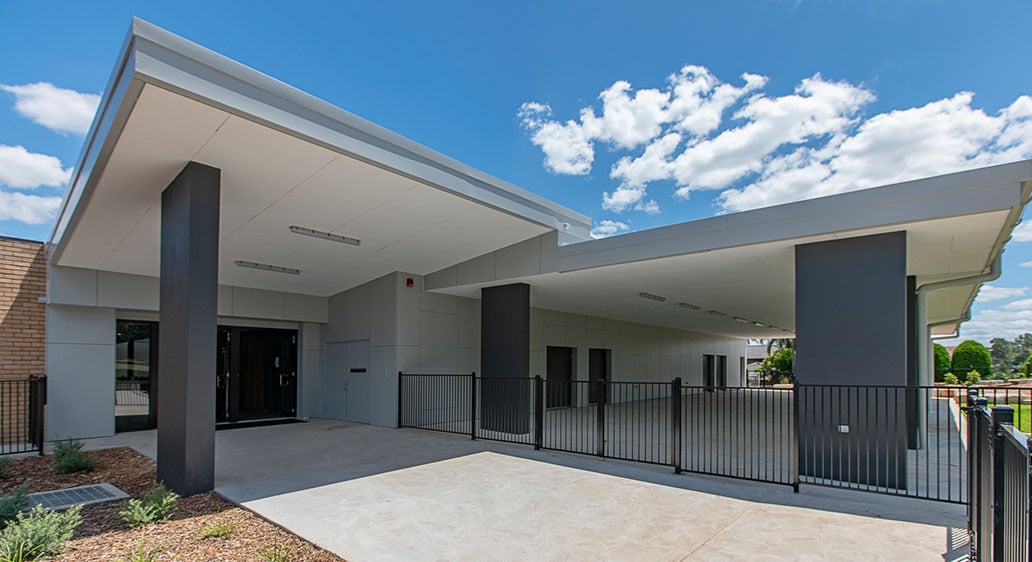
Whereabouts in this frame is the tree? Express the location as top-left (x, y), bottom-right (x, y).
top-left (933, 343), bottom-right (951, 382)
top-left (760, 348), bottom-right (794, 383)
top-left (765, 338), bottom-right (794, 355)
top-left (952, 340), bottom-right (992, 377)
top-left (990, 337), bottom-right (1016, 374)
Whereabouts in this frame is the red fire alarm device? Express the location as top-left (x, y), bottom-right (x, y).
top-left (406, 277), bottom-right (414, 288)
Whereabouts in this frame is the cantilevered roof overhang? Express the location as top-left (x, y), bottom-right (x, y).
top-left (427, 162), bottom-right (1032, 339)
top-left (48, 19), bottom-right (591, 297)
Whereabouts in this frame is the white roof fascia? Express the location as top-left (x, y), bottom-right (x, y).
top-left (557, 161), bottom-right (1032, 273)
top-left (50, 18), bottom-right (591, 261)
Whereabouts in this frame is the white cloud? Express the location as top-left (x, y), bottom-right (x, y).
top-left (590, 219), bottom-right (630, 239)
top-left (1, 82), bottom-right (100, 136)
top-left (1021, 261), bottom-right (1032, 268)
top-left (0, 190), bottom-right (62, 224)
top-left (977, 285), bottom-right (1028, 303)
top-left (1012, 221), bottom-right (1032, 242)
top-left (521, 66), bottom-right (1032, 215)
top-left (0, 145), bottom-right (70, 189)
top-left (945, 299), bottom-right (1032, 345)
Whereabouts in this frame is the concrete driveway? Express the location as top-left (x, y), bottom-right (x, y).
top-left (84, 419), bottom-right (967, 561)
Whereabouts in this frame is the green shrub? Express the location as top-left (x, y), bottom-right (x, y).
top-left (952, 340), bottom-right (992, 379)
top-left (51, 440), bottom-right (94, 475)
top-left (934, 343), bottom-right (952, 382)
top-left (0, 486), bottom-right (29, 530)
top-left (259, 544), bottom-right (292, 562)
top-left (121, 529), bottom-right (161, 562)
top-left (198, 522), bottom-right (233, 539)
top-left (966, 370), bottom-right (982, 385)
top-left (0, 504), bottom-right (81, 560)
top-left (120, 483), bottom-right (178, 527)
top-left (760, 348), bottom-right (794, 383)
top-left (943, 372), bottom-right (959, 385)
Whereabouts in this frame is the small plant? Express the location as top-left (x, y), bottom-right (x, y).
top-left (259, 543), bottom-right (292, 562)
top-left (51, 440), bottom-right (95, 475)
top-left (0, 486), bottom-right (30, 530)
top-left (120, 483), bottom-right (178, 527)
top-left (0, 504), bottom-right (81, 560)
top-left (198, 521), bottom-right (233, 539)
top-left (967, 370), bottom-right (983, 385)
top-left (943, 372), bottom-right (959, 385)
top-left (121, 529), bottom-right (162, 562)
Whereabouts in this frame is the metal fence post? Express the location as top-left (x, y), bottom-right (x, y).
top-left (992, 405), bottom-right (1015, 562)
top-left (534, 375), bottom-right (544, 450)
top-left (470, 372), bottom-right (477, 441)
top-left (792, 382), bottom-right (801, 493)
top-left (396, 371), bottom-right (404, 428)
top-left (596, 378), bottom-right (606, 458)
top-left (671, 377), bottom-right (682, 473)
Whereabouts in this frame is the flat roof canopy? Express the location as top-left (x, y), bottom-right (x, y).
top-left (49, 19), bottom-right (590, 297)
top-left (428, 162), bottom-right (1032, 339)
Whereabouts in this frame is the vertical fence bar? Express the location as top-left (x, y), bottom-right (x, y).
top-left (397, 372), bottom-right (404, 428)
top-left (596, 378), bottom-right (605, 458)
top-left (671, 377), bottom-right (682, 473)
top-left (534, 375), bottom-right (543, 450)
top-left (993, 405), bottom-right (1015, 561)
top-left (792, 383), bottom-right (801, 493)
top-left (470, 372), bottom-right (477, 440)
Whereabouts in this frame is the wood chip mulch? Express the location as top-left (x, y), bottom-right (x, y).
top-left (1, 447), bottom-right (345, 561)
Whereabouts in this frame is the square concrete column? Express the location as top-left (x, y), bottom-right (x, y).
top-left (795, 231), bottom-right (907, 488)
top-left (157, 162), bottom-right (220, 495)
top-left (480, 283), bottom-right (530, 433)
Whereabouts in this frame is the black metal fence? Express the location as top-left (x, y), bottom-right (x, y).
top-left (0, 377), bottom-right (46, 455)
top-left (398, 373), bottom-right (974, 504)
top-left (966, 391), bottom-right (1032, 561)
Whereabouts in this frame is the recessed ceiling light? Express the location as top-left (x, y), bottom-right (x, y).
top-left (639, 292), bottom-right (666, 302)
top-left (708, 310), bottom-right (727, 317)
top-left (753, 322), bottom-right (766, 327)
top-left (234, 260), bottom-right (301, 275)
top-left (678, 303), bottom-right (701, 310)
top-left (734, 317), bottom-right (750, 323)
top-left (289, 225), bottom-right (361, 246)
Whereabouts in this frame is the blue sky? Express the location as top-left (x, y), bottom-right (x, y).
top-left (1, 0), bottom-right (1032, 345)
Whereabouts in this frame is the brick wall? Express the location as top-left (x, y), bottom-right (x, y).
top-left (0, 237), bottom-right (46, 380)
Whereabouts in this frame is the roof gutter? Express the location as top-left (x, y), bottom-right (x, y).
top-left (915, 254), bottom-right (1001, 380)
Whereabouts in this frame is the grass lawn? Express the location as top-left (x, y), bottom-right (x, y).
top-left (989, 403), bottom-right (1032, 433)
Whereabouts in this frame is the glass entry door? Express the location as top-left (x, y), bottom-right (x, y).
top-left (115, 320), bottom-right (158, 432)
top-left (216, 327), bottom-right (298, 424)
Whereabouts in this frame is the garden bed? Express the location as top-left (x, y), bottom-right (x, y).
top-left (1, 448), bottom-right (344, 561)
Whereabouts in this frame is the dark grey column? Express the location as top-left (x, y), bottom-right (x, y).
top-left (480, 283), bottom-right (530, 433)
top-left (905, 275), bottom-right (919, 449)
top-left (157, 162), bottom-right (220, 495)
top-left (795, 231), bottom-right (907, 488)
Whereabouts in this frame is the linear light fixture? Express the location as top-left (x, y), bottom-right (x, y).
top-left (289, 225), bottom-right (361, 246)
top-left (753, 322), bottom-right (767, 327)
top-left (639, 292), bottom-right (666, 302)
top-left (708, 310), bottom-right (727, 317)
top-left (678, 303), bottom-right (701, 310)
top-left (733, 317), bottom-right (750, 323)
top-left (234, 260), bottom-right (301, 275)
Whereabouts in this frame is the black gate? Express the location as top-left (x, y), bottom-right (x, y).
top-left (0, 376), bottom-right (46, 456)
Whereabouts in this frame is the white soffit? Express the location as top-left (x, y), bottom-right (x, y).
top-left (59, 85), bottom-right (549, 296)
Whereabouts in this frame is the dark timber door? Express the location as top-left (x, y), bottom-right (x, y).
top-left (216, 327), bottom-right (297, 423)
top-left (716, 355), bottom-right (728, 388)
top-left (703, 354), bottom-right (715, 390)
top-left (588, 348), bottom-right (610, 404)
top-left (115, 320), bottom-right (158, 432)
top-left (546, 346), bottom-right (574, 408)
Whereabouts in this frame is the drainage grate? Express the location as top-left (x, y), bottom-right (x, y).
top-left (25, 483), bottom-right (129, 511)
